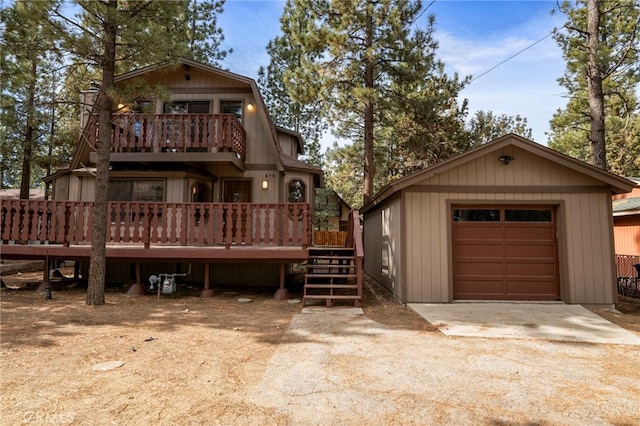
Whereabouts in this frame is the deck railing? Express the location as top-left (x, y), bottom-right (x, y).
top-left (1, 200), bottom-right (310, 248)
top-left (346, 210), bottom-right (364, 299)
top-left (90, 113), bottom-right (246, 160)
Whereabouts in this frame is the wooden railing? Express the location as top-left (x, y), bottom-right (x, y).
top-left (346, 210), bottom-right (364, 298)
top-left (1, 200), bottom-right (310, 248)
top-left (92, 113), bottom-right (246, 160)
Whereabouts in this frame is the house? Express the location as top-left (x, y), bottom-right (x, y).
top-left (612, 178), bottom-right (640, 256)
top-left (360, 134), bottom-right (635, 305)
top-left (0, 58), bottom-right (362, 302)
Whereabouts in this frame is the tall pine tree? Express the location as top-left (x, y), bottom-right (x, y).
top-left (258, 0), bottom-right (325, 167)
top-left (550, 0), bottom-right (640, 173)
top-left (278, 0), bottom-right (469, 204)
top-left (42, 0), bottom-right (192, 304)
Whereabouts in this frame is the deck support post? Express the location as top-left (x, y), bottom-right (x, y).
top-left (273, 262), bottom-right (290, 300)
top-left (201, 263), bottom-right (214, 297)
top-left (126, 262), bottom-right (145, 296)
top-left (36, 256), bottom-right (51, 294)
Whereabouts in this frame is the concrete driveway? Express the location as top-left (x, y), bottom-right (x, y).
top-left (408, 302), bottom-right (640, 345)
top-left (249, 307), bottom-right (640, 425)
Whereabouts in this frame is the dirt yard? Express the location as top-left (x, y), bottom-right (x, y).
top-left (1, 266), bottom-right (639, 425)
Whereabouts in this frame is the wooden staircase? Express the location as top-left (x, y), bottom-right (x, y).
top-left (303, 246), bottom-right (362, 307)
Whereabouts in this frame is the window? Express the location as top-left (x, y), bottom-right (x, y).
top-left (163, 101), bottom-right (210, 114)
top-left (134, 100), bottom-right (154, 114)
top-left (453, 209), bottom-right (500, 222)
top-left (220, 100), bottom-right (243, 122)
top-left (505, 209), bottom-right (552, 222)
top-left (288, 180), bottom-right (305, 203)
top-left (108, 180), bottom-right (164, 202)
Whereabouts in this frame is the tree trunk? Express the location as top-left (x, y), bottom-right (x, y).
top-left (19, 56), bottom-right (37, 200)
top-left (586, 0), bottom-right (607, 170)
top-left (363, 7), bottom-right (375, 204)
top-left (87, 0), bottom-right (118, 305)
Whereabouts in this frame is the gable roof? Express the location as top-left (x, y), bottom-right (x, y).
top-left (70, 58), bottom-right (285, 173)
top-left (275, 126), bottom-right (305, 155)
top-left (361, 134), bottom-right (636, 213)
top-left (280, 153), bottom-right (323, 187)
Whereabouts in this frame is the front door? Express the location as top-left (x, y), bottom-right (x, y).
top-left (223, 179), bottom-right (251, 203)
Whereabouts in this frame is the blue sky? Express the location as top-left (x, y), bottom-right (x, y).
top-left (217, 0), bottom-right (568, 148)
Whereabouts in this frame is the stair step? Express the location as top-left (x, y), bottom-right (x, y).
top-left (305, 274), bottom-right (357, 279)
top-left (310, 246), bottom-right (353, 250)
top-left (308, 255), bottom-right (355, 261)
top-left (306, 265), bottom-right (355, 271)
top-left (303, 295), bottom-right (361, 300)
top-left (304, 284), bottom-right (358, 289)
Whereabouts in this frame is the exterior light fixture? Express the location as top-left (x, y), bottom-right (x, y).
top-left (246, 102), bottom-right (255, 112)
top-left (498, 154), bottom-right (514, 165)
top-left (117, 103), bottom-right (125, 110)
top-left (262, 180), bottom-right (269, 190)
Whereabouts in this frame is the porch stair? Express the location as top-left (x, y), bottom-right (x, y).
top-left (303, 246), bottom-right (361, 307)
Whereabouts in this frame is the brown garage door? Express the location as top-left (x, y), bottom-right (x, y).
top-left (452, 206), bottom-right (559, 301)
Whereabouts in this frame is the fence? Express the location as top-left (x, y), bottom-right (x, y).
top-left (615, 254), bottom-right (640, 299)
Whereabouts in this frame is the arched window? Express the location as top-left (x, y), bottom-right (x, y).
top-left (288, 180), bottom-right (305, 203)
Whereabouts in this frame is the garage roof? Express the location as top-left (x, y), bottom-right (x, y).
top-left (362, 134), bottom-right (636, 213)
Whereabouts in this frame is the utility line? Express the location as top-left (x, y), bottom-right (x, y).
top-left (469, 29), bottom-right (557, 84)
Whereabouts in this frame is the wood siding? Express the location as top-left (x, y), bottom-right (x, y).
top-left (613, 216), bottom-right (640, 255)
top-left (365, 146), bottom-right (618, 304)
top-left (363, 194), bottom-right (403, 300)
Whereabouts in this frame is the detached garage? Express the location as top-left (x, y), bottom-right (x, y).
top-left (361, 135), bottom-right (634, 305)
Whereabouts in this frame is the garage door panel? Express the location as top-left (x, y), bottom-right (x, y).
top-left (454, 243), bottom-right (504, 258)
top-left (505, 227), bottom-right (554, 240)
top-left (455, 261), bottom-right (503, 276)
top-left (454, 280), bottom-right (505, 296)
top-left (506, 243), bottom-right (555, 258)
top-left (453, 226), bottom-right (503, 240)
top-left (506, 261), bottom-right (556, 276)
top-left (506, 280), bottom-right (558, 297)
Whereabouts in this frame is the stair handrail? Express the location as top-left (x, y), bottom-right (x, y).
top-left (347, 210), bottom-right (364, 303)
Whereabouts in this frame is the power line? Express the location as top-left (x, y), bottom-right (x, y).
top-left (469, 29), bottom-right (557, 84)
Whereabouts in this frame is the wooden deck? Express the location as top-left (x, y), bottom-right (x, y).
top-left (1, 200), bottom-right (310, 263)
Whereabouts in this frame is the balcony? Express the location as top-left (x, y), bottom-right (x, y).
top-left (87, 113), bottom-right (247, 168)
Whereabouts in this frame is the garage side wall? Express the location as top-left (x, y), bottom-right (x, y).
top-left (363, 194), bottom-right (404, 301)
top-left (402, 146), bottom-right (617, 304)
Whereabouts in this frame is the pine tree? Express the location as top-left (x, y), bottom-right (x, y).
top-left (185, 0), bottom-right (232, 67)
top-left (466, 110), bottom-right (533, 147)
top-left (41, 0), bottom-right (191, 305)
top-left (258, 0), bottom-right (326, 168)
top-left (280, 0), bottom-right (469, 204)
top-left (0, 1), bottom-right (63, 197)
top-left (550, 0), bottom-right (640, 172)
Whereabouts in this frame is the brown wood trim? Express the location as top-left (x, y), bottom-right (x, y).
top-left (406, 185), bottom-right (610, 193)
top-left (0, 244), bottom-right (308, 263)
top-left (165, 87), bottom-right (253, 94)
top-left (245, 164), bottom-right (279, 170)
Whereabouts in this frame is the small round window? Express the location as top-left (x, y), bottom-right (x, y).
top-left (288, 180), bottom-right (305, 203)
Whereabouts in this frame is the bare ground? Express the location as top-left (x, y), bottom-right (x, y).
top-left (1, 267), bottom-right (639, 425)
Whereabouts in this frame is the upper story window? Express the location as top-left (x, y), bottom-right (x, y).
top-left (163, 101), bottom-right (210, 114)
top-left (288, 180), bottom-right (306, 203)
top-left (220, 100), bottom-right (243, 123)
